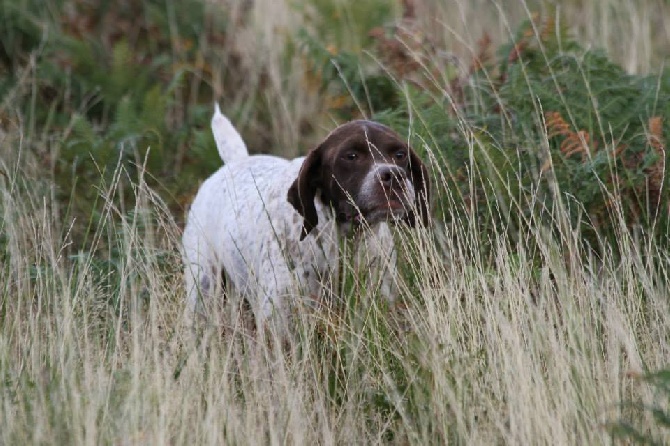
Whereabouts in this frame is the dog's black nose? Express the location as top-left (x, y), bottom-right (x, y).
top-left (377, 166), bottom-right (406, 188)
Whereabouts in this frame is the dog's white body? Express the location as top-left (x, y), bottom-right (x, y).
top-left (182, 106), bottom-right (410, 325)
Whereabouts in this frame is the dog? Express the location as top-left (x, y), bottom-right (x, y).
top-left (182, 105), bottom-right (429, 328)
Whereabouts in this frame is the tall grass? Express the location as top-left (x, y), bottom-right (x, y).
top-left (2, 120), bottom-right (670, 443)
top-left (1, 0), bottom-right (669, 444)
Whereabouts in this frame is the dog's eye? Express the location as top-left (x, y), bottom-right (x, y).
top-left (343, 152), bottom-right (359, 161)
top-left (394, 150), bottom-right (407, 161)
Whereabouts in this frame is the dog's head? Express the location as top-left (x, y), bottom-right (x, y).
top-left (287, 120), bottom-right (430, 239)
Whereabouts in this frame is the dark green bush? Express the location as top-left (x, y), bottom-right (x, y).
top-left (303, 13), bottom-right (669, 256)
top-left (0, 0), bottom-right (233, 238)
top-left (608, 369), bottom-right (670, 445)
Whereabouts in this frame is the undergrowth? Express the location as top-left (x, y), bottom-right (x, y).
top-left (303, 10), bottom-right (669, 257)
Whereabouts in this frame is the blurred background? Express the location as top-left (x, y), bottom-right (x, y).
top-left (1, 0), bottom-right (668, 237)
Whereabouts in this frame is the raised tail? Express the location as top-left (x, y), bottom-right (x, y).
top-left (211, 103), bottom-right (248, 164)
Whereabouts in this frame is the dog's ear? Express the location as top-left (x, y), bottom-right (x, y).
top-left (288, 146), bottom-right (323, 240)
top-left (405, 149), bottom-right (430, 228)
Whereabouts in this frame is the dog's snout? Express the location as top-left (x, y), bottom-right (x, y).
top-left (377, 165), bottom-right (406, 187)
top-left (380, 170), bottom-right (393, 185)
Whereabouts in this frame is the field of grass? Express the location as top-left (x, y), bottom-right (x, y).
top-left (1, 0), bottom-right (670, 444)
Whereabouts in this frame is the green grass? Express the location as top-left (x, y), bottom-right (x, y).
top-left (1, 0), bottom-right (670, 444)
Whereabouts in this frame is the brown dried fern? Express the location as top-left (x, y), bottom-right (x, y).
top-left (544, 111), bottom-right (595, 160)
top-left (469, 32), bottom-right (492, 73)
top-left (646, 116), bottom-right (665, 213)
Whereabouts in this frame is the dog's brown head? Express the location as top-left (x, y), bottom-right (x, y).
top-left (287, 120), bottom-right (430, 240)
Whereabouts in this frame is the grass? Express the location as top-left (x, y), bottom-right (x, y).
top-left (3, 137), bottom-right (670, 443)
top-left (1, 0), bottom-right (670, 444)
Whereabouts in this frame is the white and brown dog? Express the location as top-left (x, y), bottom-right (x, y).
top-left (182, 105), bottom-right (429, 327)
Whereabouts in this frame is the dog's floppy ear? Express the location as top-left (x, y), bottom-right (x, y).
top-left (288, 146), bottom-right (323, 240)
top-left (406, 149), bottom-right (430, 227)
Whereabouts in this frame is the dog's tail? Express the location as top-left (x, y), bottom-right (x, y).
top-left (211, 103), bottom-right (248, 164)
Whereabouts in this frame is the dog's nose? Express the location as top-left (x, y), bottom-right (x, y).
top-left (377, 165), bottom-right (406, 188)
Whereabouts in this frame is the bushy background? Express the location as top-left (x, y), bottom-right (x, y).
top-left (3, 0), bottom-right (668, 252)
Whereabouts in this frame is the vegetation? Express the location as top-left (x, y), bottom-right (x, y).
top-left (1, 0), bottom-right (669, 444)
